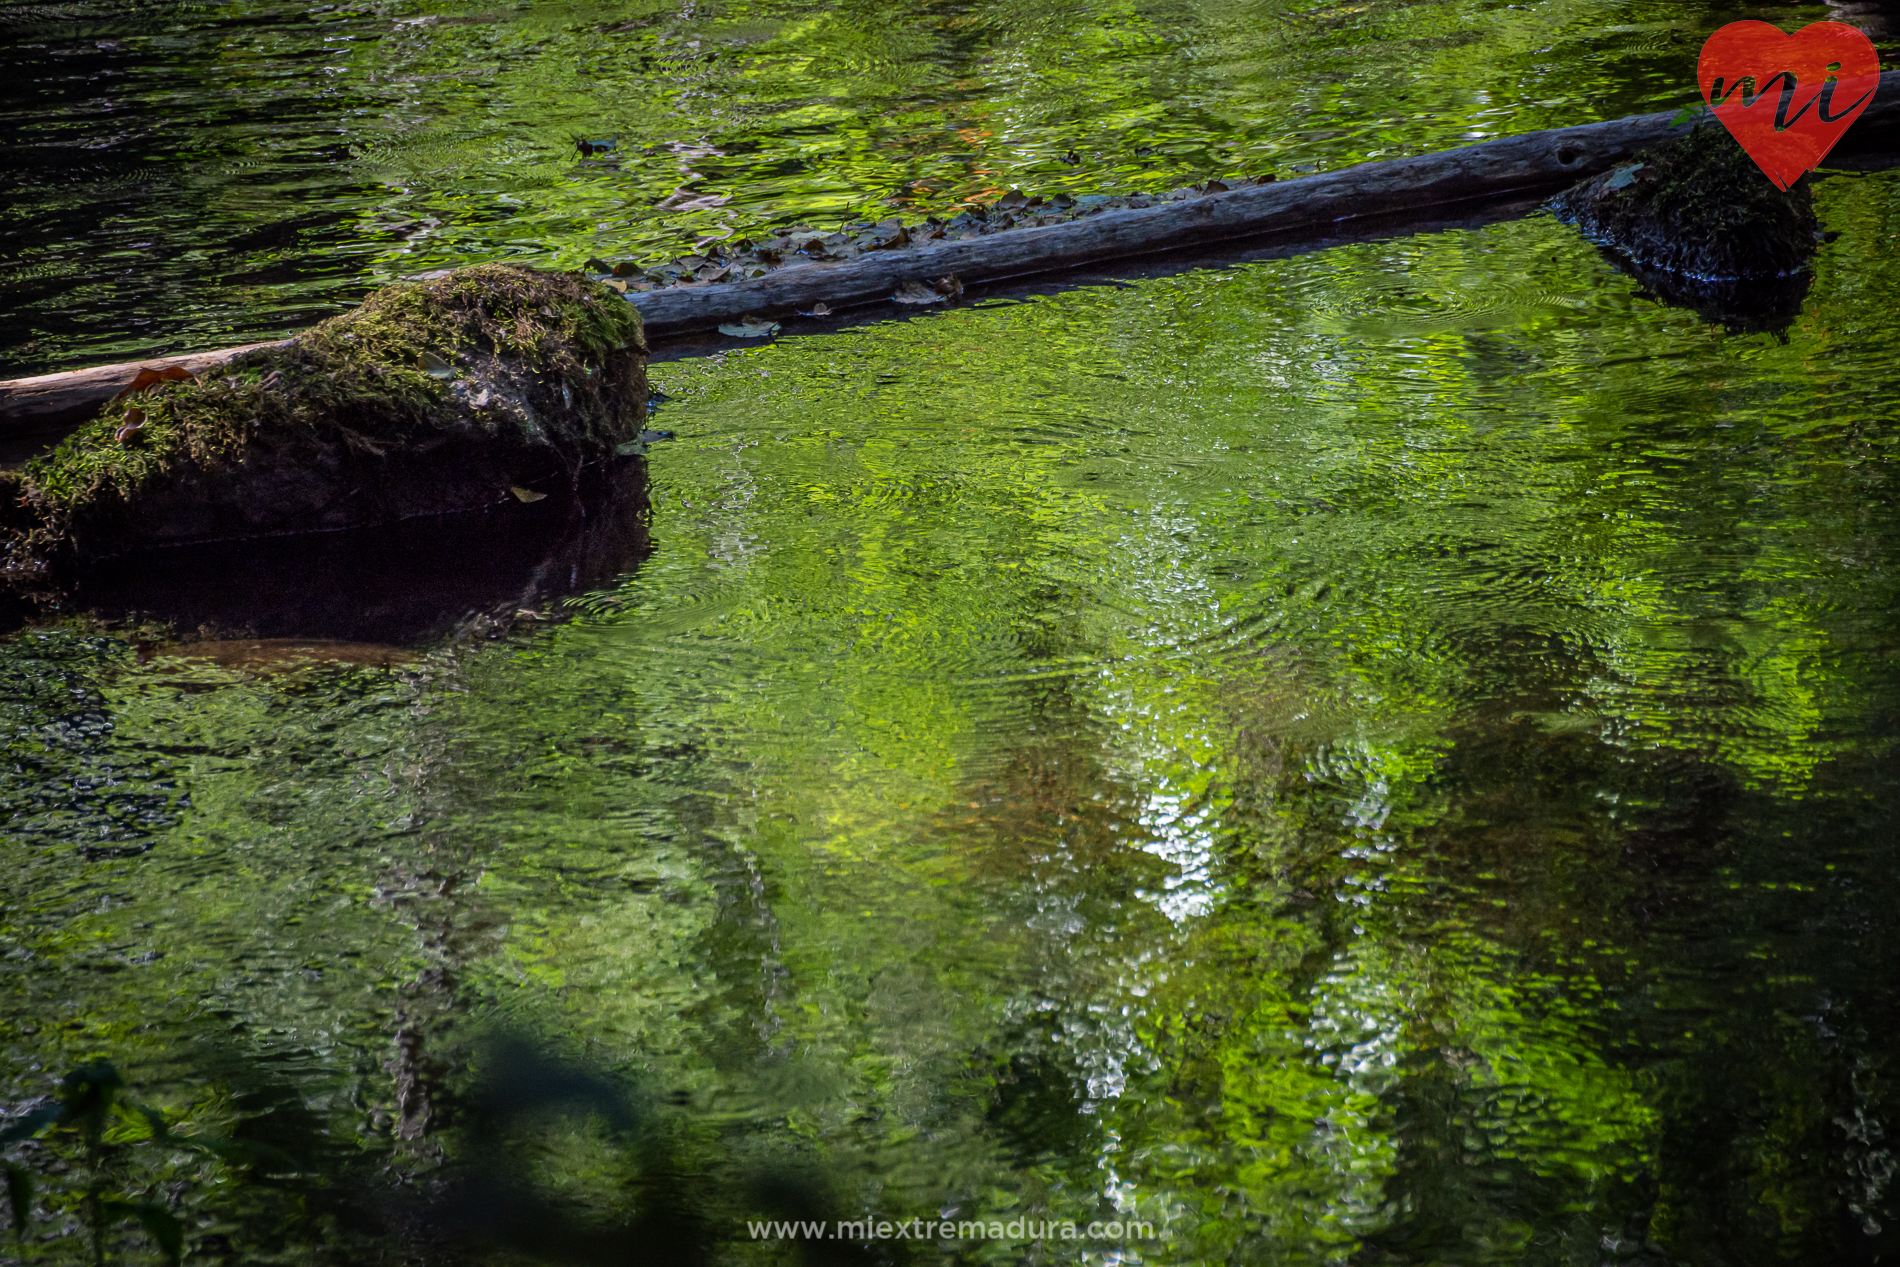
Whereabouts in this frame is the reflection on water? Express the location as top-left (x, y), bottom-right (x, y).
top-left (0, 0), bottom-right (1798, 377)
top-left (5, 181), bottom-right (1900, 1260)
top-left (56, 457), bottom-right (651, 643)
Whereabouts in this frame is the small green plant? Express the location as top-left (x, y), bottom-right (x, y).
top-left (2, 1061), bottom-right (297, 1266)
top-left (1668, 101), bottom-right (1712, 128)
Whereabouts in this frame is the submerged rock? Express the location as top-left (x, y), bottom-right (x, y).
top-left (0, 263), bottom-right (647, 580)
top-left (1551, 122), bottom-right (1821, 280)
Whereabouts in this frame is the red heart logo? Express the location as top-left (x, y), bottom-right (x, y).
top-left (1698, 21), bottom-right (1880, 190)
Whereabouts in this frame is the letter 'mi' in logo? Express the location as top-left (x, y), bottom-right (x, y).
top-left (1709, 65), bottom-right (1873, 132)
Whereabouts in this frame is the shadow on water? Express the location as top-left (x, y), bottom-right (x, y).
top-left (18, 458), bottom-right (651, 647)
top-left (1599, 249), bottom-right (1815, 337)
top-left (2, 1037), bottom-right (879, 1267)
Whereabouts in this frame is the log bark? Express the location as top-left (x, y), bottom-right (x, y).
top-left (0, 341), bottom-right (288, 440)
top-left (8, 75), bottom-right (1898, 434)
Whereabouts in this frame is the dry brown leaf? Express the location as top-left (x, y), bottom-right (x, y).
top-left (111, 364), bottom-right (193, 404)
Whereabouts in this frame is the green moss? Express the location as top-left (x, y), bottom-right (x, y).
top-left (3, 263), bottom-right (644, 576)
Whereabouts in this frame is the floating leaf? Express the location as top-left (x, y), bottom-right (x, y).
top-left (510, 486), bottom-right (547, 503)
top-left (996, 189), bottom-right (1030, 209)
top-left (585, 257), bottom-right (613, 273)
top-left (808, 302), bottom-right (832, 317)
top-left (1605, 164), bottom-right (1643, 190)
top-left (603, 278), bottom-right (628, 294)
top-left (694, 264), bottom-right (730, 283)
top-left (718, 318), bottom-right (779, 337)
top-left (934, 274), bottom-right (963, 300)
top-left (419, 351), bottom-right (455, 380)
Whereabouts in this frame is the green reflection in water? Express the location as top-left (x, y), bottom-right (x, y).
top-left (5, 177), bottom-right (1900, 1262)
top-left (0, 0), bottom-right (1812, 374)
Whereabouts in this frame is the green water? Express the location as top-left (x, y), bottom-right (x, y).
top-left (2, 0), bottom-right (1755, 374)
top-left (9, 203), bottom-right (1900, 1260)
top-left (7, 0), bottom-right (1900, 1261)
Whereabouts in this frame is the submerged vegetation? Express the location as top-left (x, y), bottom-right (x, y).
top-left (0, 265), bottom-right (646, 580)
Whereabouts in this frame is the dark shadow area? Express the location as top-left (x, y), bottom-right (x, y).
top-left (1607, 250), bottom-right (1815, 336)
top-left (22, 457), bottom-right (650, 645)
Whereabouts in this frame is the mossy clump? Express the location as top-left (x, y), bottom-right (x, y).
top-left (2, 264), bottom-right (646, 578)
top-left (1551, 122), bottom-right (1820, 281)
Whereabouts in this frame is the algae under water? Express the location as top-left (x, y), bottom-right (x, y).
top-left (7, 0), bottom-right (1900, 1261)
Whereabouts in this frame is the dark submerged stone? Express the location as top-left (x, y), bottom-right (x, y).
top-left (1551, 122), bottom-right (1821, 281)
top-left (1550, 123), bottom-right (1823, 332)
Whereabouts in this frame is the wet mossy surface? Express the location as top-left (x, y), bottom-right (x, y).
top-left (1551, 122), bottom-right (1821, 282)
top-left (1, 264), bottom-right (646, 580)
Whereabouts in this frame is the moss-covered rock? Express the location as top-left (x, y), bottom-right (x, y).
top-left (1, 263), bottom-right (646, 579)
top-left (1551, 122), bottom-right (1821, 281)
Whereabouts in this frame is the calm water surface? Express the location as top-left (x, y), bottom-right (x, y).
top-left (5, 0), bottom-right (1900, 1262)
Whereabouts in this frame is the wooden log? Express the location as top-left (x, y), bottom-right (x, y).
top-left (634, 77), bottom-right (1900, 337)
top-left (0, 341), bottom-right (288, 438)
top-left (7, 74), bottom-right (1898, 434)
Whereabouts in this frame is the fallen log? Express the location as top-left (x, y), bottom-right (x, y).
top-left (7, 75), bottom-right (1898, 436)
top-left (0, 341), bottom-right (290, 452)
top-left (626, 73), bottom-right (1899, 334)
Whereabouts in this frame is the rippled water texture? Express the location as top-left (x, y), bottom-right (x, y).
top-left (0, 0), bottom-right (1792, 375)
top-left (7, 181), bottom-right (1900, 1260)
